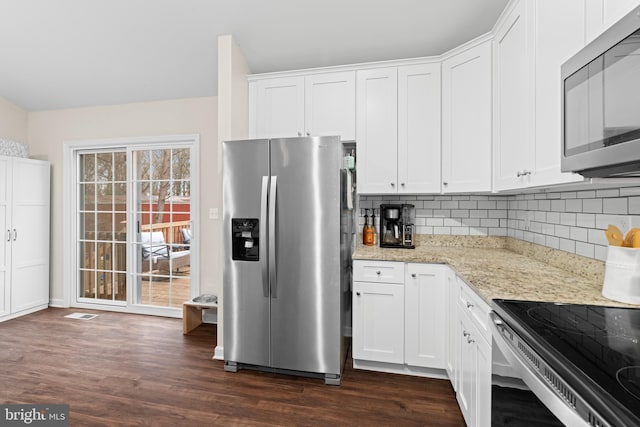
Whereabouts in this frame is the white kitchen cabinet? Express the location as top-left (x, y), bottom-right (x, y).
top-left (404, 263), bottom-right (446, 369)
top-left (532, 0), bottom-right (585, 188)
top-left (493, 0), bottom-right (534, 191)
top-left (356, 67), bottom-right (399, 194)
top-left (397, 64), bottom-right (441, 194)
top-left (494, 0), bottom-right (585, 191)
top-left (305, 72), bottom-right (356, 140)
top-left (445, 268), bottom-right (458, 391)
top-left (456, 275), bottom-right (492, 427)
top-left (357, 64), bottom-right (441, 194)
top-left (0, 156), bottom-right (50, 321)
top-left (586, 0), bottom-right (640, 43)
top-left (352, 279), bottom-right (405, 364)
top-left (253, 76), bottom-right (305, 139)
top-left (352, 260), bottom-right (448, 377)
top-left (250, 72), bottom-right (356, 140)
top-left (441, 39), bottom-right (492, 193)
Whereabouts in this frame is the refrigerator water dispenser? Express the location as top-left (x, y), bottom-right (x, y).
top-left (231, 218), bottom-right (259, 261)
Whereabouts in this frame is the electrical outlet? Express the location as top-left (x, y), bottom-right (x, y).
top-left (209, 208), bottom-right (219, 220)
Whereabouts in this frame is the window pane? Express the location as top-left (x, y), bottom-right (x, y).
top-left (80, 184), bottom-right (96, 210)
top-left (80, 212), bottom-right (96, 240)
top-left (114, 152), bottom-right (126, 181)
top-left (97, 213), bottom-right (113, 240)
top-left (81, 154), bottom-right (95, 182)
top-left (96, 153), bottom-right (113, 182)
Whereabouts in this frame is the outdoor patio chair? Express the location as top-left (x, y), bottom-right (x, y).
top-left (181, 228), bottom-right (191, 249)
top-left (140, 231), bottom-right (190, 273)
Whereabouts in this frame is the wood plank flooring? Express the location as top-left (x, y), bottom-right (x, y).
top-left (0, 308), bottom-right (465, 426)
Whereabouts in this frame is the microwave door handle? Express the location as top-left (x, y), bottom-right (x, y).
top-left (260, 176), bottom-right (269, 298)
top-left (269, 176), bottom-right (277, 298)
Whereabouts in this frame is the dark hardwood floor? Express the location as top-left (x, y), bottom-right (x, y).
top-left (0, 308), bottom-right (465, 426)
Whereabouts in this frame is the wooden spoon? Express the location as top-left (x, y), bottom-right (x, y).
top-left (605, 224), bottom-right (624, 246)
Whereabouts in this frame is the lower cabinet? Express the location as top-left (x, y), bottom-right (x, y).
top-left (352, 260), bottom-right (447, 376)
top-left (456, 276), bottom-right (492, 427)
top-left (352, 259), bottom-right (495, 425)
top-left (352, 280), bottom-right (405, 364)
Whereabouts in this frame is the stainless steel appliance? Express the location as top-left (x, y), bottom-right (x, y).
top-left (562, 5), bottom-right (640, 177)
top-left (222, 136), bottom-right (350, 385)
top-left (379, 204), bottom-right (414, 249)
top-left (491, 299), bottom-right (640, 426)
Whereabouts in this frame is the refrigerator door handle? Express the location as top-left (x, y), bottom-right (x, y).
top-left (269, 176), bottom-right (277, 298)
top-left (260, 175), bottom-right (269, 298)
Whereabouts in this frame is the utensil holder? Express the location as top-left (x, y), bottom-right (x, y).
top-left (602, 246), bottom-right (640, 305)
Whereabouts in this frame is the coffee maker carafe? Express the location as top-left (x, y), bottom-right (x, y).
top-left (380, 204), bottom-right (415, 249)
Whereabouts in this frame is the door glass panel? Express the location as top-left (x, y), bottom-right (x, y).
top-left (78, 152), bottom-right (126, 303)
top-left (133, 148), bottom-right (191, 308)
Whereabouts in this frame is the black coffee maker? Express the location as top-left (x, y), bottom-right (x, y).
top-left (380, 204), bottom-right (415, 248)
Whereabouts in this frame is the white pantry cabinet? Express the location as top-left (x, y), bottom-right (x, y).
top-left (0, 156), bottom-right (50, 321)
top-left (352, 260), bottom-right (447, 376)
top-left (441, 39), bottom-right (492, 193)
top-left (493, 0), bottom-right (584, 191)
top-left (250, 71), bottom-right (356, 140)
top-left (357, 63), bottom-right (441, 194)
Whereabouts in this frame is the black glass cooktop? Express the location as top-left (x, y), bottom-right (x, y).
top-left (493, 299), bottom-right (640, 427)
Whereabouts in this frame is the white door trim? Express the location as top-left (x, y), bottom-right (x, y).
top-left (63, 134), bottom-right (200, 317)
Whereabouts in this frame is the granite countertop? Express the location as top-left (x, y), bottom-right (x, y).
top-left (352, 236), bottom-right (635, 308)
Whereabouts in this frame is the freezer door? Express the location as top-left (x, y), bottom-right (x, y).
top-left (269, 136), bottom-right (342, 375)
top-left (223, 139), bottom-right (270, 367)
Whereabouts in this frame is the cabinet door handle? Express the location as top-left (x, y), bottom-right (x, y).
top-left (443, 181), bottom-right (448, 186)
top-left (401, 183), bottom-right (405, 187)
top-left (306, 131), bottom-right (310, 136)
top-left (6, 229), bottom-right (10, 242)
top-left (411, 273), bottom-right (416, 278)
top-left (13, 229), bottom-right (17, 241)
top-left (356, 292), bottom-right (361, 296)
top-left (467, 336), bottom-right (475, 344)
top-left (297, 131), bottom-right (302, 137)
top-left (466, 301), bottom-right (474, 309)
top-left (463, 330), bottom-right (470, 337)
top-left (376, 270), bottom-right (381, 275)
top-left (390, 182), bottom-right (395, 187)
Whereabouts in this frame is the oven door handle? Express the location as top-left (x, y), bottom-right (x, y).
top-left (489, 312), bottom-right (593, 427)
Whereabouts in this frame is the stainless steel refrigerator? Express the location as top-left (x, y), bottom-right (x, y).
top-left (222, 136), bottom-right (350, 385)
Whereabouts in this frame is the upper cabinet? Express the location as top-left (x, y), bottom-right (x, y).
top-left (357, 63), bottom-right (441, 194)
top-left (250, 71), bottom-right (355, 140)
top-left (586, 0), bottom-right (640, 43)
top-left (441, 39), bottom-right (492, 193)
top-left (493, 0), bottom-right (584, 191)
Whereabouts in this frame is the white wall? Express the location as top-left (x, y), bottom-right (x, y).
top-left (215, 34), bottom-right (251, 356)
top-left (27, 97), bottom-right (218, 304)
top-left (0, 97), bottom-right (28, 142)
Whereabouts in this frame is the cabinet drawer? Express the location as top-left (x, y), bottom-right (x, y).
top-left (457, 276), bottom-right (492, 343)
top-left (353, 260), bottom-right (405, 284)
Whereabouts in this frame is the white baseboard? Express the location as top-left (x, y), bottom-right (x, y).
top-left (49, 298), bottom-right (67, 308)
top-left (213, 346), bottom-right (224, 360)
top-left (352, 359), bottom-right (449, 380)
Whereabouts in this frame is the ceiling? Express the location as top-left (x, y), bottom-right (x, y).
top-left (0, 0), bottom-right (508, 112)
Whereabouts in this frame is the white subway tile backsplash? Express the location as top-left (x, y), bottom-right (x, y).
top-left (597, 189), bottom-right (619, 198)
top-left (359, 188), bottom-right (640, 261)
top-left (603, 198), bottom-right (628, 214)
top-left (576, 213), bottom-right (595, 228)
top-left (565, 199), bottom-right (583, 212)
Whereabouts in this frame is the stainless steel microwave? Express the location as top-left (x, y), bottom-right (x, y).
top-left (562, 6), bottom-right (640, 177)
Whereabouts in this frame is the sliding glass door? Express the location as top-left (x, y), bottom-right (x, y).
top-left (75, 140), bottom-right (195, 314)
top-left (132, 148), bottom-right (191, 308)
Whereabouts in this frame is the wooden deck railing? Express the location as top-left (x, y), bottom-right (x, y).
top-left (141, 220), bottom-right (191, 245)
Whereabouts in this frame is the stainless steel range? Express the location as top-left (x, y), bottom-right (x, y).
top-left (491, 300), bottom-right (640, 427)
